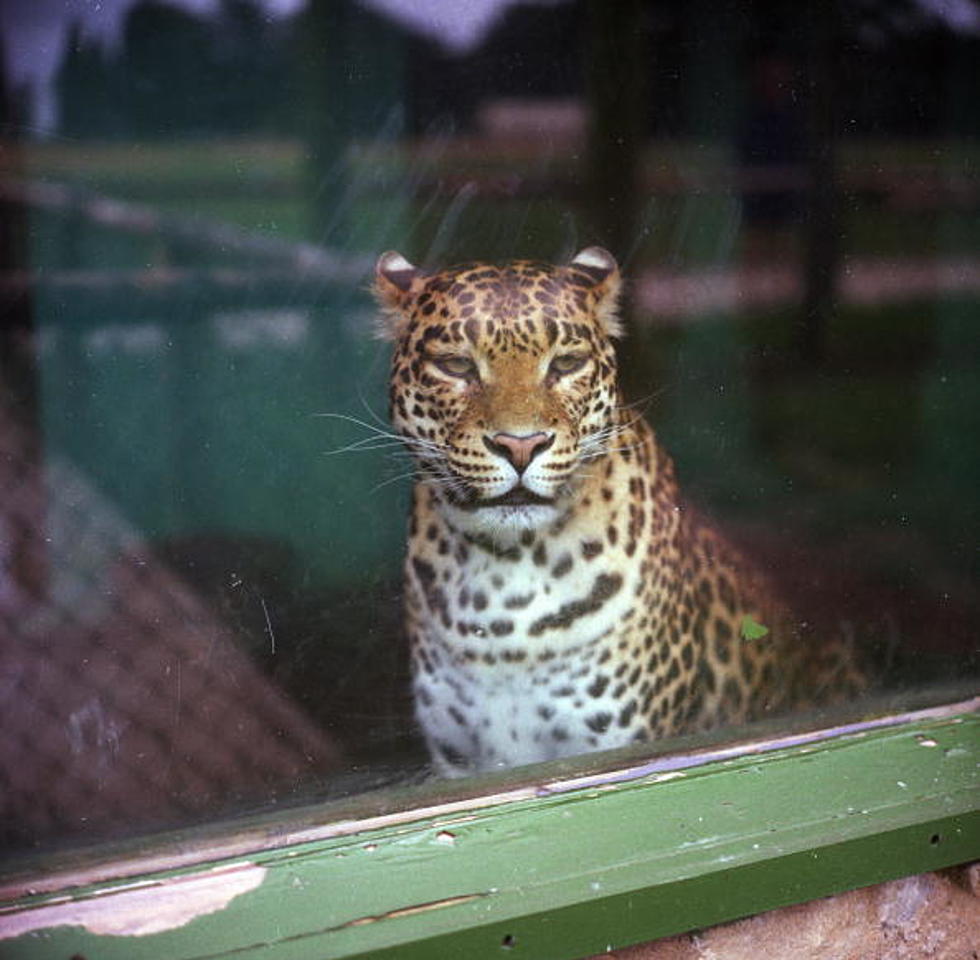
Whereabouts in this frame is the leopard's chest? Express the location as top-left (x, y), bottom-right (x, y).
top-left (406, 511), bottom-right (651, 774)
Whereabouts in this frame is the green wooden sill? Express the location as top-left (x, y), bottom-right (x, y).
top-left (1, 693), bottom-right (977, 960)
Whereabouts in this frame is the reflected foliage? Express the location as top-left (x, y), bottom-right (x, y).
top-left (58, 0), bottom-right (299, 140)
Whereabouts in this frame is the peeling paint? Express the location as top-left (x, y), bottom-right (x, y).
top-left (650, 772), bottom-right (686, 784)
top-left (341, 893), bottom-right (485, 929)
top-left (0, 862), bottom-right (266, 940)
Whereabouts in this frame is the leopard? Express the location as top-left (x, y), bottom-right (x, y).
top-left (374, 246), bottom-right (866, 777)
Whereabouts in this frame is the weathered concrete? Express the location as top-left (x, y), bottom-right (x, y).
top-left (596, 866), bottom-right (980, 960)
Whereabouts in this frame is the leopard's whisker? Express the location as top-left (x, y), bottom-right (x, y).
top-left (316, 412), bottom-right (450, 459)
top-left (321, 437), bottom-right (405, 456)
top-left (369, 469), bottom-right (422, 494)
top-left (357, 387), bottom-right (394, 430)
top-left (616, 386), bottom-right (668, 414)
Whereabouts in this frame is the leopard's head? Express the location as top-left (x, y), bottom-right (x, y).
top-left (374, 248), bottom-right (624, 538)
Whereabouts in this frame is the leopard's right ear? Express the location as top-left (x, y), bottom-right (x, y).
top-left (569, 247), bottom-right (623, 338)
top-left (373, 251), bottom-right (423, 340)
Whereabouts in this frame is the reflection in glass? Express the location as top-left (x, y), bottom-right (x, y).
top-left (0, 0), bottom-right (977, 854)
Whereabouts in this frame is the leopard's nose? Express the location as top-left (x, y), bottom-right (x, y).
top-left (483, 431), bottom-right (555, 472)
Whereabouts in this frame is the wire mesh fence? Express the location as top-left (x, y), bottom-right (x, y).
top-left (0, 385), bottom-right (352, 849)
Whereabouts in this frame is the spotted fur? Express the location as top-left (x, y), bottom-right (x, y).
top-left (374, 247), bottom-right (865, 776)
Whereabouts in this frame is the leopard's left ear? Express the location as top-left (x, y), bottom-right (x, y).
top-left (569, 247), bottom-right (623, 338)
top-left (373, 251), bottom-right (424, 340)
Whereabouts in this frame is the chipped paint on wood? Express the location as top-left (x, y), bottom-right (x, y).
top-left (342, 893), bottom-right (486, 929)
top-left (0, 862), bottom-right (266, 940)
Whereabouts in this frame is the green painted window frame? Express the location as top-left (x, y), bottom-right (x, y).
top-left (1, 691), bottom-right (977, 959)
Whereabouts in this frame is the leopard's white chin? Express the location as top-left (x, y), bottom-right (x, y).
top-left (443, 501), bottom-right (561, 542)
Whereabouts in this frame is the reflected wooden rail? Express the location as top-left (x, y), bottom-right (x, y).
top-left (0, 178), bottom-right (372, 280)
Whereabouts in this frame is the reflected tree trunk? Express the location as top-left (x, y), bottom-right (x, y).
top-left (0, 47), bottom-right (47, 603)
top-left (800, 0), bottom-right (840, 368)
top-left (585, 0), bottom-right (646, 280)
top-left (584, 0), bottom-right (649, 408)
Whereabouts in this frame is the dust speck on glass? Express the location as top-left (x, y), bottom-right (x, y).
top-left (0, 0), bottom-right (976, 852)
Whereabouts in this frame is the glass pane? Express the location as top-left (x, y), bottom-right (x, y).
top-left (1, 0), bottom-right (977, 854)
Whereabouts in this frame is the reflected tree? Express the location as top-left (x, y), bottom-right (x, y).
top-left (57, 24), bottom-right (125, 140)
top-left (119, 0), bottom-right (216, 137)
top-left (56, 0), bottom-right (296, 141)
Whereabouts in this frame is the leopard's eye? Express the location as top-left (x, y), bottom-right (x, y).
top-left (548, 353), bottom-right (589, 377)
top-left (433, 355), bottom-right (478, 380)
